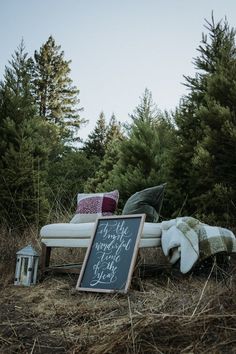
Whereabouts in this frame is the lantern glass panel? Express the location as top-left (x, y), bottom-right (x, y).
top-left (20, 257), bottom-right (29, 282)
top-left (31, 258), bottom-right (35, 283)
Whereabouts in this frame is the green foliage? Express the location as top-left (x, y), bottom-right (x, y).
top-left (2, 16), bottom-right (236, 228)
top-left (0, 38), bottom-right (92, 228)
top-left (83, 112), bottom-right (107, 159)
top-left (0, 43), bottom-right (52, 227)
top-left (92, 89), bottom-right (175, 210)
top-left (83, 112), bottom-right (124, 160)
top-left (105, 113), bottom-right (124, 145)
top-left (84, 137), bottom-right (124, 193)
top-left (0, 119), bottom-right (53, 227)
top-left (169, 15), bottom-right (236, 223)
top-left (47, 148), bottom-right (98, 217)
top-left (83, 112), bottom-right (125, 194)
top-left (33, 36), bottom-right (84, 141)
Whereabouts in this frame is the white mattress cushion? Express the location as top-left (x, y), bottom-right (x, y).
top-left (40, 222), bottom-right (162, 239)
top-left (40, 223), bottom-right (95, 238)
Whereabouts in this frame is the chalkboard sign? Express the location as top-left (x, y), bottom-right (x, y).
top-left (76, 214), bottom-right (145, 293)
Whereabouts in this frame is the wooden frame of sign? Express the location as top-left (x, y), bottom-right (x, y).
top-left (76, 214), bottom-right (145, 293)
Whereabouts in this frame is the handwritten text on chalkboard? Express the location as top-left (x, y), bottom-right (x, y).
top-left (91, 220), bottom-right (132, 286)
top-left (77, 215), bottom-right (145, 293)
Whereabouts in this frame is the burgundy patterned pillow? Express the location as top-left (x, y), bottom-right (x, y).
top-left (70, 190), bottom-right (119, 223)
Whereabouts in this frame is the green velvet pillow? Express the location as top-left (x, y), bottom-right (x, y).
top-left (122, 184), bottom-right (166, 222)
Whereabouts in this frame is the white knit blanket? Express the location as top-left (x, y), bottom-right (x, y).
top-left (161, 217), bottom-right (236, 273)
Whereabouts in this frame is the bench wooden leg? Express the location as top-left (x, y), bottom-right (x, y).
top-left (41, 243), bottom-right (51, 278)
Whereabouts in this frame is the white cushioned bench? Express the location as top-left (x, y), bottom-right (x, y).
top-left (40, 222), bottom-right (162, 274)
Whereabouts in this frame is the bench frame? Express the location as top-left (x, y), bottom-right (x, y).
top-left (40, 222), bottom-right (162, 276)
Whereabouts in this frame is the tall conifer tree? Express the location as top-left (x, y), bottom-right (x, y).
top-left (33, 36), bottom-right (84, 140)
top-left (95, 89), bottom-right (174, 207)
top-left (0, 42), bottom-right (52, 226)
top-left (105, 113), bottom-right (123, 145)
top-left (170, 15), bottom-right (236, 223)
top-left (83, 112), bottom-right (108, 159)
top-left (84, 114), bottom-right (124, 192)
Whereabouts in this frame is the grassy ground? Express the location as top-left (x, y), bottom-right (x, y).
top-left (0, 227), bottom-right (236, 353)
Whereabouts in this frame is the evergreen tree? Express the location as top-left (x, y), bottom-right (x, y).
top-left (0, 40), bottom-right (34, 128)
top-left (105, 113), bottom-right (124, 145)
top-left (130, 88), bottom-right (158, 124)
top-left (0, 42), bottom-right (53, 227)
top-left (95, 89), bottom-right (175, 208)
top-left (85, 138), bottom-right (124, 195)
top-left (84, 113), bottom-right (124, 193)
top-left (170, 15), bottom-right (236, 223)
top-left (46, 147), bottom-right (98, 217)
top-left (84, 135), bottom-right (124, 193)
top-left (83, 112), bottom-right (107, 159)
top-left (33, 36), bottom-right (84, 140)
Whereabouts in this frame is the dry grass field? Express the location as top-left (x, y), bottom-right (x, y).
top-left (0, 226), bottom-right (236, 353)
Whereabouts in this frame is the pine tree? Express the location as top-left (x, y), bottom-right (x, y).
top-left (105, 113), bottom-right (124, 145)
top-left (47, 148), bottom-right (98, 215)
top-left (95, 89), bottom-right (175, 208)
top-left (33, 36), bottom-right (84, 140)
top-left (83, 113), bottom-right (124, 193)
top-left (0, 42), bottom-right (58, 227)
top-left (83, 112), bottom-right (108, 159)
top-left (170, 15), bottom-right (236, 223)
top-left (130, 88), bottom-right (158, 124)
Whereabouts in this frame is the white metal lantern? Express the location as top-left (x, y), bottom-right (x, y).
top-left (14, 245), bottom-right (39, 286)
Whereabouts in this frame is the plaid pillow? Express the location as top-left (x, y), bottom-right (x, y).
top-left (70, 190), bottom-right (119, 223)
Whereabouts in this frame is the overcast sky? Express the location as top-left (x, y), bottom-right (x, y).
top-left (1, 0), bottom-right (236, 140)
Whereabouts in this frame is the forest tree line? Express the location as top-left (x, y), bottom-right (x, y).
top-left (1, 16), bottom-right (236, 230)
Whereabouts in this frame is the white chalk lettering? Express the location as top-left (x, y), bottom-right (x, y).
top-left (86, 219), bottom-right (138, 288)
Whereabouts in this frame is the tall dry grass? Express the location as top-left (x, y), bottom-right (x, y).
top-left (0, 257), bottom-right (235, 353)
top-left (0, 218), bottom-right (235, 353)
top-left (0, 225), bottom-right (41, 286)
